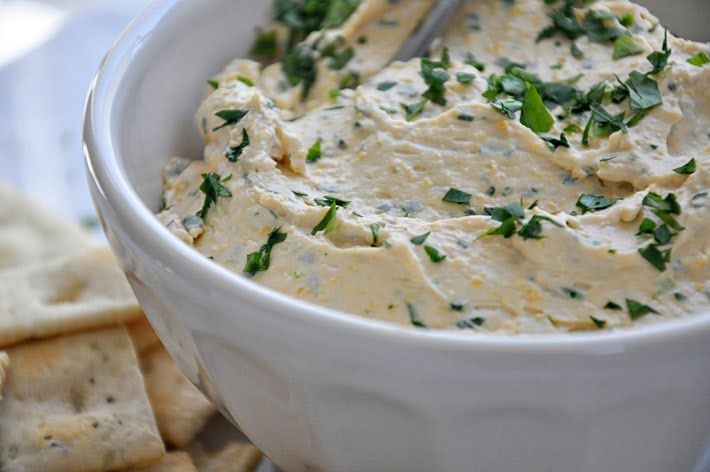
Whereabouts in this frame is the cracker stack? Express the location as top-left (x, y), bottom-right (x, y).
top-left (0, 183), bottom-right (262, 472)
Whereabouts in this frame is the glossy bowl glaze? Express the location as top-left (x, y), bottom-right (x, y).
top-left (83, 1), bottom-right (710, 470)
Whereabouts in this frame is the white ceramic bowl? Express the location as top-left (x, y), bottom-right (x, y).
top-left (83, 1), bottom-right (710, 471)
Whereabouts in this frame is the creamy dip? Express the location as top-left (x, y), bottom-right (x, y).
top-left (158, 0), bottom-right (710, 333)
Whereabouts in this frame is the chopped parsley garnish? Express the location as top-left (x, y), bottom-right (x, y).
top-left (604, 301), bottom-right (623, 310)
top-left (311, 202), bottom-right (338, 235)
top-left (237, 76), bottom-right (254, 87)
top-left (622, 71), bottom-right (662, 110)
top-left (449, 302), bottom-right (465, 312)
top-left (370, 223), bottom-right (380, 247)
top-left (410, 232), bottom-right (430, 245)
top-left (456, 317), bottom-right (485, 329)
top-left (376, 81), bottom-right (397, 91)
top-left (442, 188), bottom-right (472, 205)
top-left (196, 173), bottom-right (232, 219)
top-left (575, 194), bottom-right (618, 213)
top-left (647, 30), bottom-right (671, 74)
top-left (456, 72), bottom-right (475, 84)
top-left (638, 243), bottom-right (669, 272)
top-left (673, 158), bottom-right (696, 175)
top-left (226, 128), bottom-right (250, 162)
top-left (292, 190), bottom-right (308, 197)
top-left (562, 287), bottom-right (584, 299)
top-left (407, 303), bottom-right (427, 328)
top-left (314, 195), bottom-right (350, 208)
top-left (213, 109), bottom-right (248, 131)
top-left (401, 101), bottom-right (425, 121)
top-left (306, 139), bottom-right (323, 163)
top-left (520, 85), bottom-right (554, 133)
top-left (617, 12), bottom-right (634, 27)
top-left (613, 34), bottom-right (644, 60)
top-left (464, 52), bottom-right (485, 71)
top-left (250, 30), bottom-right (278, 59)
top-left (637, 191), bottom-right (684, 271)
top-left (541, 133), bottom-right (570, 150)
top-left (207, 79), bottom-right (219, 90)
top-left (491, 97), bottom-right (523, 118)
top-left (688, 51), bottom-right (710, 67)
top-left (420, 58), bottom-right (450, 106)
top-left (281, 44), bottom-right (318, 100)
top-left (517, 215), bottom-right (562, 240)
top-left (483, 202), bottom-right (525, 238)
top-left (457, 113), bottom-right (475, 122)
top-left (626, 298), bottom-right (659, 320)
top-left (243, 227), bottom-right (288, 276)
top-left (590, 316), bottom-right (607, 329)
top-left (424, 245), bottom-right (446, 263)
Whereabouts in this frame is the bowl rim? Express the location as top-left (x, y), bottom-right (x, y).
top-left (83, 0), bottom-right (710, 354)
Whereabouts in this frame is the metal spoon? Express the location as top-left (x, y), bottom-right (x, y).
top-left (392, 0), bottom-right (463, 62)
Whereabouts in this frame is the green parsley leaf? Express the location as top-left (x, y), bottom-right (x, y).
top-left (213, 109), bottom-right (248, 132)
top-left (673, 158), bottom-right (696, 175)
top-left (638, 217), bottom-right (657, 234)
top-left (613, 35), bottom-right (644, 60)
top-left (491, 97), bottom-right (523, 118)
top-left (443, 188), bottom-right (472, 205)
top-left (623, 71), bottom-right (662, 110)
top-left (590, 316), bottom-right (607, 328)
top-left (314, 195), bottom-right (350, 208)
top-left (604, 301), bottom-right (623, 310)
top-left (197, 173), bottom-right (232, 219)
top-left (370, 223), bottom-right (380, 246)
top-left (642, 192), bottom-right (681, 214)
top-left (377, 81), bottom-right (397, 91)
top-left (420, 58), bottom-right (450, 105)
top-left (237, 75), bottom-right (254, 87)
top-left (456, 317), bottom-right (485, 329)
top-left (517, 215), bottom-right (562, 240)
top-left (647, 29), bottom-right (671, 74)
top-left (401, 101), bottom-right (425, 121)
top-left (281, 44), bottom-right (318, 100)
top-left (424, 245), bottom-right (446, 263)
top-left (407, 303), bottom-right (427, 328)
top-left (541, 133), bottom-right (570, 150)
top-left (321, 0), bottom-right (362, 29)
top-left (562, 287), bottom-right (584, 299)
top-left (576, 194), bottom-right (619, 213)
top-left (243, 227), bottom-right (288, 276)
top-left (626, 298), bottom-right (659, 320)
top-left (226, 128), bottom-right (250, 162)
top-left (311, 202), bottom-right (338, 235)
top-left (654, 224), bottom-right (672, 244)
top-left (207, 79), bottom-right (219, 90)
top-left (306, 139), bottom-right (323, 163)
top-left (485, 202), bottom-right (525, 221)
top-left (617, 12), bottom-right (634, 27)
top-left (639, 244), bottom-right (667, 271)
top-left (250, 30), bottom-right (278, 59)
top-left (410, 232), bottom-right (430, 245)
top-left (464, 52), bottom-right (485, 71)
top-left (688, 51), bottom-right (710, 67)
top-left (591, 104), bottom-right (628, 134)
top-left (456, 72), bottom-right (475, 84)
top-left (582, 9), bottom-right (622, 43)
top-left (520, 85), bottom-right (554, 133)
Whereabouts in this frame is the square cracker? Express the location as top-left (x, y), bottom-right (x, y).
top-left (0, 182), bottom-right (95, 270)
top-left (188, 441), bottom-right (262, 472)
top-left (0, 248), bottom-right (141, 347)
top-left (141, 346), bottom-right (216, 448)
top-left (129, 451), bottom-right (197, 472)
top-left (126, 317), bottom-right (161, 355)
top-left (0, 326), bottom-right (165, 472)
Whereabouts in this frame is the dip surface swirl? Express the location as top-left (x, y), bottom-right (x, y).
top-left (158, 0), bottom-right (710, 333)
